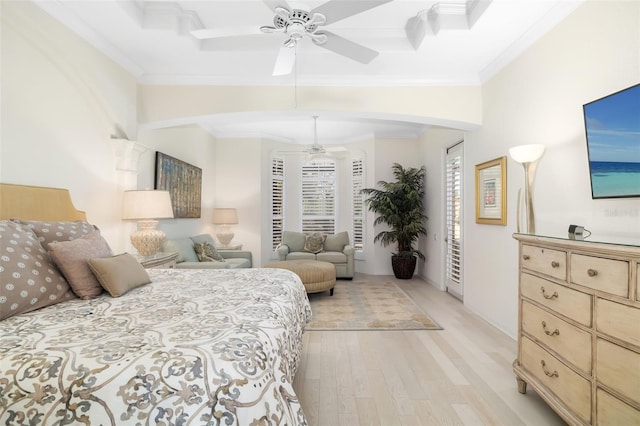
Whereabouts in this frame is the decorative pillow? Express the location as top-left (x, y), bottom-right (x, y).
top-left (48, 231), bottom-right (113, 299)
top-left (13, 219), bottom-right (96, 247)
top-left (0, 221), bottom-right (74, 320)
top-left (304, 233), bottom-right (326, 254)
top-left (324, 231), bottom-right (350, 252)
top-left (88, 253), bottom-right (151, 297)
top-left (193, 242), bottom-right (225, 262)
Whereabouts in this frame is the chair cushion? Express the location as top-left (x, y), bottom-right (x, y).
top-left (282, 231), bottom-right (306, 252)
top-left (317, 251), bottom-right (347, 264)
top-left (164, 238), bottom-right (199, 263)
top-left (224, 258), bottom-right (252, 269)
top-left (190, 234), bottom-right (216, 246)
top-left (286, 251), bottom-right (316, 261)
top-left (324, 231), bottom-right (349, 252)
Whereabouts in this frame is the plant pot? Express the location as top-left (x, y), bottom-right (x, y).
top-left (391, 255), bottom-right (417, 279)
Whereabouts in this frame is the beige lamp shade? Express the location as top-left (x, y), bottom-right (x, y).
top-left (212, 208), bottom-right (238, 225)
top-left (213, 208), bottom-right (238, 247)
top-left (122, 190), bottom-right (174, 220)
top-left (122, 190), bottom-right (174, 256)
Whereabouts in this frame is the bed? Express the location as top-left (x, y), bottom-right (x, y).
top-left (0, 183), bottom-right (312, 425)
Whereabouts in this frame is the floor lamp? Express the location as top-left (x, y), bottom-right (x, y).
top-left (509, 144), bottom-right (545, 234)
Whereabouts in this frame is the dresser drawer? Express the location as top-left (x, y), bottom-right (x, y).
top-left (521, 244), bottom-right (567, 280)
top-left (596, 388), bottom-right (640, 426)
top-left (596, 338), bottom-right (640, 406)
top-left (571, 254), bottom-right (629, 297)
top-left (521, 273), bottom-right (592, 326)
top-left (521, 336), bottom-right (592, 424)
top-left (596, 298), bottom-right (640, 347)
top-left (522, 301), bottom-right (592, 374)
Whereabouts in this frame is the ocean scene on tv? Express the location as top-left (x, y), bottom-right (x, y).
top-left (583, 83), bottom-right (640, 198)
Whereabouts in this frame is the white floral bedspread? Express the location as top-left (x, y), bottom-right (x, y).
top-left (0, 268), bottom-right (311, 425)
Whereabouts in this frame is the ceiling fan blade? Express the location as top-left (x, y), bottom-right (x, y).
top-left (272, 46), bottom-right (296, 76)
top-left (263, 0), bottom-right (290, 13)
top-left (315, 31), bottom-right (379, 64)
top-left (191, 26), bottom-right (263, 39)
top-left (311, 0), bottom-right (392, 25)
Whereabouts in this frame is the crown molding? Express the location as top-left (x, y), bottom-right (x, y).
top-left (137, 73), bottom-right (483, 87)
top-left (33, 0), bottom-right (145, 78)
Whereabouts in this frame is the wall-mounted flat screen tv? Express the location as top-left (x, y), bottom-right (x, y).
top-left (583, 83), bottom-right (640, 199)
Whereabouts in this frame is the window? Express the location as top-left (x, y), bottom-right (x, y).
top-left (301, 158), bottom-right (335, 234)
top-left (269, 152), bottom-right (366, 254)
top-left (351, 157), bottom-right (365, 252)
top-left (271, 156), bottom-right (284, 249)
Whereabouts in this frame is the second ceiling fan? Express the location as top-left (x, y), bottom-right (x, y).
top-left (191, 0), bottom-right (392, 76)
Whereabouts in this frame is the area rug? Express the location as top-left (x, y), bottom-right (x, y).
top-left (305, 280), bottom-right (442, 331)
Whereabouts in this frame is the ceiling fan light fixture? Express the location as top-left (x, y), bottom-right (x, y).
top-left (309, 32), bottom-right (328, 45)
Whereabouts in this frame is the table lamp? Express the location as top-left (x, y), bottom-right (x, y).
top-left (122, 190), bottom-right (174, 256)
top-left (213, 208), bottom-right (238, 247)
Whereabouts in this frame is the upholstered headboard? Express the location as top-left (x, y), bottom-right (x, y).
top-left (0, 183), bottom-right (87, 221)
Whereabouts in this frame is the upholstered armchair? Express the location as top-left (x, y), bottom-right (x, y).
top-left (275, 231), bottom-right (354, 279)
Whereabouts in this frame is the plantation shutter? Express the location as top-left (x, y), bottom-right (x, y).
top-left (301, 159), bottom-right (335, 234)
top-left (352, 157), bottom-right (365, 252)
top-left (446, 142), bottom-right (463, 298)
top-left (271, 156), bottom-right (284, 249)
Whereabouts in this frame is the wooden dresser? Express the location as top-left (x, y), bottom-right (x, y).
top-left (513, 233), bottom-right (640, 425)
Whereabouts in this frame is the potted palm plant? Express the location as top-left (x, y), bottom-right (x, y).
top-left (362, 163), bottom-right (428, 279)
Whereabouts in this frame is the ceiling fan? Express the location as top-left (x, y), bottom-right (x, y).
top-left (278, 116), bottom-right (347, 158)
top-left (191, 0), bottom-right (392, 76)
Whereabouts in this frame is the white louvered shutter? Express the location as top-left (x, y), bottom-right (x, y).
top-left (301, 159), bottom-right (336, 234)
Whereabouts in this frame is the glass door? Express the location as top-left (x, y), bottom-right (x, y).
top-left (445, 142), bottom-right (463, 299)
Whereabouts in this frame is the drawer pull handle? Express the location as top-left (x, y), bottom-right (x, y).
top-left (523, 255), bottom-right (530, 260)
top-left (540, 287), bottom-right (558, 300)
top-left (587, 268), bottom-right (598, 277)
top-left (540, 360), bottom-right (559, 378)
top-left (551, 261), bottom-right (560, 268)
top-left (541, 321), bottom-right (560, 336)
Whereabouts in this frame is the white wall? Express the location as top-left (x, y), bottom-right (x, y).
top-left (213, 138), bottom-right (263, 265)
top-left (418, 127), bottom-right (465, 288)
top-left (136, 125), bottom-right (217, 250)
top-left (1, 1), bottom-right (137, 252)
top-left (461, 0), bottom-right (640, 337)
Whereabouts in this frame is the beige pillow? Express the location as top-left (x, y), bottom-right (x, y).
top-left (48, 231), bottom-right (113, 299)
top-left (87, 253), bottom-right (151, 297)
top-left (0, 221), bottom-right (75, 320)
top-left (304, 233), bottom-right (326, 254)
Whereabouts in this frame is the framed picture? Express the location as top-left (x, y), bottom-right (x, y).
top-left (475, 156), bottom-right (506, 225)
top-left (155, 152), bottom-right (202, 218)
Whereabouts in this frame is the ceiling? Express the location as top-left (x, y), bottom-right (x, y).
top-left (35, 0), bottom-right (583, 144)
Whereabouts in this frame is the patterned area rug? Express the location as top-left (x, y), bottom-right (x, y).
top-left (306, 280), bottom-right (442, 331)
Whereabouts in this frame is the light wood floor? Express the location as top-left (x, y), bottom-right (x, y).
top-left (293, 273), bottom-right (566, 426)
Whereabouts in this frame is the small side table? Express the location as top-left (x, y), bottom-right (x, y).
top-left (135, 252), bottom-right (178, 269)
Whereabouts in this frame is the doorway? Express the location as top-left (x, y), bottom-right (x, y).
top-left (445, 141), bottom-right (463, 299)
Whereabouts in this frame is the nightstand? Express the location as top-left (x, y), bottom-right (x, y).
top-left (135, 252), bottom-right (178, 269)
